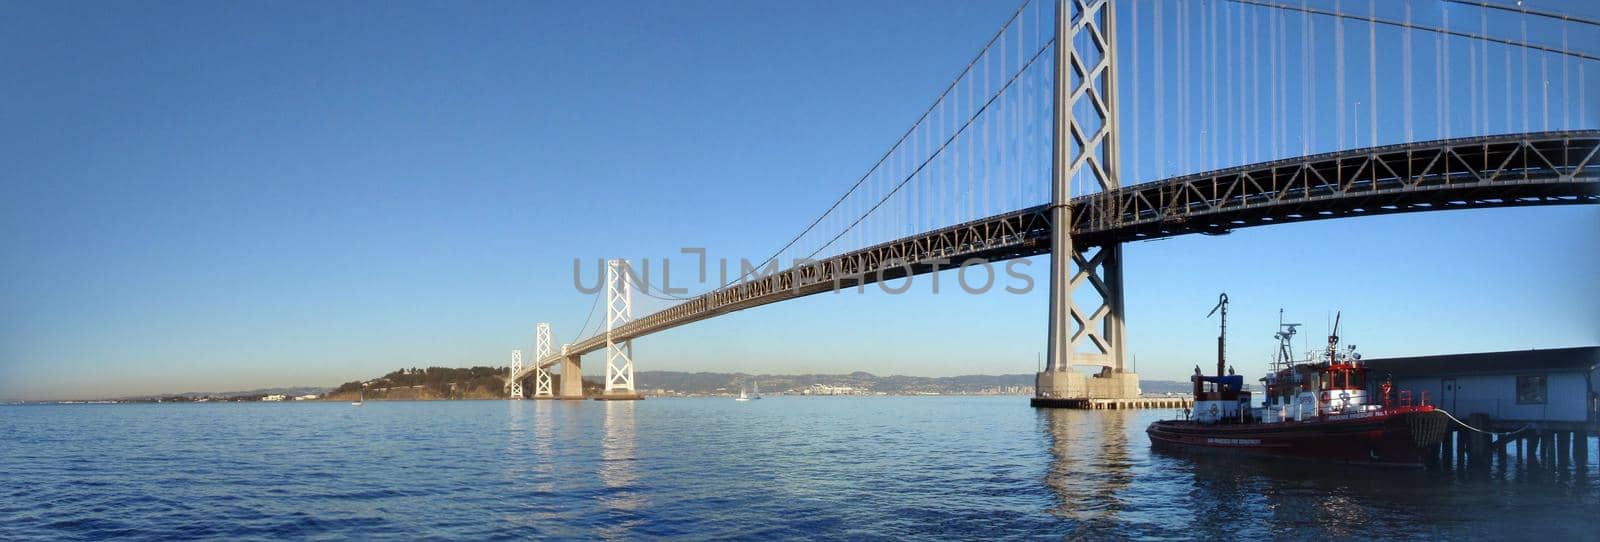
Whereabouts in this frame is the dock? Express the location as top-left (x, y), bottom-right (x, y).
top-left (1030, 397), bottom-right (1193, 410)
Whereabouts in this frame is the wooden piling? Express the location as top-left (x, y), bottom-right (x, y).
top-left (1442, 430), bottom-right (1456, 468)
top-left (1529, 432), bottom-right (1542, 466)
top-left (1576, 428), bottom-right (1590, 469)
top-left (1468, 413), bottom-right (1490, 467)
top-left (1557, 431), bottom-right (1572, 468)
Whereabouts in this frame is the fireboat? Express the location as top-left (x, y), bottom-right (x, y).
top-left (1146, 294), bottom-right (1450, 467)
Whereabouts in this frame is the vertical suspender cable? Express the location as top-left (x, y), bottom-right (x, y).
top-left (1505, 46), bottom-right (1513, 135)
top-left (1468, 8), bottom-right (1478, 137)
top-left (1304, 0), bottom-right (1314, 155)
top-left (1481, 9), bottom-right (1489, 135)
top-left (1561, 26), bottom-right (1568, 130)
top-left (1538, 20), bottom-right (1548, 131)
top-left (972, 44), bottom-right (985, 219)
top-left (1251, 4), bottom-right (1259, 160)
top-left (1203, 0), bottom-right (1212, 172)
top-left (1132, 0), bottom-right (1140, 184)
top-left (1016, 10), bottom-right (1024, 206)
top-left (1369, 0), bottom-right (1377, 147)
top-left (1154, 0), bottom-right (1164, 179)
top-left (1178, 0), bottom-right (1186, 176)
top-left (1336, 0), bottom-right (1345, 150)
top-left (1270, 4), bottom-right (1279, 159)
top-left (1440, 8), bottom-right (1452, 139)
top-left (1404, 4), bottom-right (1413, 143)
top-left (1521, 13), bottom-right (1528, 132)
top-left (1238, 2), bottom-right (1246, 162)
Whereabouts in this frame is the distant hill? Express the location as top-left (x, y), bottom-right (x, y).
top-left (633, 370), bottom-right (1192, 396)
top-left (87, 371), bottom-right (1192, 403)
top-left (118, 386), bottom-right (329, 401)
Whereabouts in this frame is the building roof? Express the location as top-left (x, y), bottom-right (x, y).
top-left (1364, 346), bottom-right (1599, 378)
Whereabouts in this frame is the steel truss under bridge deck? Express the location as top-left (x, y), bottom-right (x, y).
top-left (1072, 130), bottom-right (1600, 244)
top-left (518, 130), bottom-right (1599, 377)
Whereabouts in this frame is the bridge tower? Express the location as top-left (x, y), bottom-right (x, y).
top-left (600, 259), bottom-right (643, 400)
top-left (1036, 0), bottom-right (1139, 404)
top-left (508, 349), bottom-right (524, 399)
top-left (533, 322), bottom-right (554, 398)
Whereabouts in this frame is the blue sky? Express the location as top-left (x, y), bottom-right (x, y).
top-left (2, 0), bottom-right (1596, 400)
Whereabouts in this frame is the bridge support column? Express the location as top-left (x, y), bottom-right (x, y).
top-left (557, 346), bottom-right (584, 399)
top-left (532, 322), bottom-right (554, 399)
top-left (1034, 0), bottom-right (1138, 407)
top-left (507, 349), bottom-right (524, 399)
top-left (599, 259), bottom-right (644, 401)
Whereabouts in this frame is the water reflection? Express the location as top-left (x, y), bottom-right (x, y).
top-left (531, 401), bottom-right (556, 493)
top-left (1154, 434), bottom-right (1598, 538)
top-left (1039, 408), bottom-right (1135, 533)
top-left (598, 401), bottom-right (644, 540)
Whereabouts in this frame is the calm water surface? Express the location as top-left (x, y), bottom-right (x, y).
top-left (2, 397), bottom-right (1597, 540)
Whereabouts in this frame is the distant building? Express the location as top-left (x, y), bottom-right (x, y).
top-left (261, 394), bottom-right (287, 402)
top-left (294, 394), bottom-right (319, 401)
top-left (803, 384), bottom-right (863, 396)
top-left (1365, 346), bottom-right (1598, 427)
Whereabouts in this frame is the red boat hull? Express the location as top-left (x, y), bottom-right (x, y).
top-left (1146, 407), bottom-right (1448, 468)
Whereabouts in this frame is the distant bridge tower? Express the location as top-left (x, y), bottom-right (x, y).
top-left (533, 322), bottom-right (554, 398)
top-left (1036, 0), bottom-right (1138, 404)
top-left (601, 259), bottom-right (642, 400)
top-left (508, 349), bottom-right (524, 399)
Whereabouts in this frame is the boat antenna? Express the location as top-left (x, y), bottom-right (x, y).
top-left (1327, 311), bottom-right (1342, 363)
top-left (1206, 293), bottom-right (1229, 377)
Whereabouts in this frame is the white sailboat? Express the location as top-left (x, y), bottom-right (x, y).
top-left (352, 389), bottom-right (364, 407)
top-left (752, 381), bottom-right (762, 400)
top-left (735, 387), bottom-right (750, 401)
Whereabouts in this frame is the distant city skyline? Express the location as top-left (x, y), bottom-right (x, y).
top-left (3, 1), bottom-right (1597, 401)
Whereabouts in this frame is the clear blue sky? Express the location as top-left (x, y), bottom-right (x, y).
top-left (2, 1), bottom-right (1596, 401)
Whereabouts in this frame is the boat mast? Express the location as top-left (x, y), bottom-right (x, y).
top-left (1327, 311), bottom-right (1342, 363)
top-left (1206, 293), bottom-right (1229, 377)
top-left (1274, 309), bottom-right (1301, 372)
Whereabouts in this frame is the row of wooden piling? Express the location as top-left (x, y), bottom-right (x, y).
top-left (1434, 412), bottom-right (1593, 470)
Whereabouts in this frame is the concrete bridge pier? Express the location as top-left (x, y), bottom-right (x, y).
top-left (558, 350), bottom-right (584, 399)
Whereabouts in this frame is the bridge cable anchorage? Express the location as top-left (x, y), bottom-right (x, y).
top-left (807, 37), bottom-right (1055, 261)
top-left (1225, 0), bottom-right (1600, 62)
top-left (1442, 0), bottom-right (1600, 27)
top-left (724, 0), bottom-right (1038, 287)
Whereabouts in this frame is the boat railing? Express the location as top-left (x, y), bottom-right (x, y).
top-left (1395, 390), bottom-right (1432, 408)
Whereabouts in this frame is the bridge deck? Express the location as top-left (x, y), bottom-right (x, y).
top-left (520, 131), bottom-right (1599, 376)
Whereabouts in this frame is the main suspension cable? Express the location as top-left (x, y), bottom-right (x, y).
top-left (725, 0), bottom-right (1038, 288)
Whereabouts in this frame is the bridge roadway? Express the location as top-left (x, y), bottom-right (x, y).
top-left (517, 130), bottom-right (1599, 378)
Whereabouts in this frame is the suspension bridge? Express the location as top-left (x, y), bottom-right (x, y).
top-left (504, 0), bottom-right (1600, 402)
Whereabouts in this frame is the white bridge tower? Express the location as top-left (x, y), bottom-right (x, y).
top-left (533, 322), bottom-right (553, 397)
top-left (507, 349), bottom-right (524, 399)
top-left (603, 259), bottom-right (640, 399)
